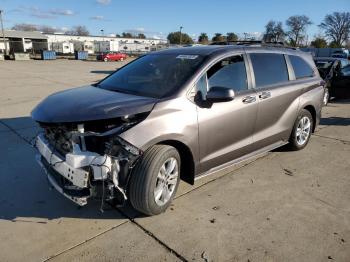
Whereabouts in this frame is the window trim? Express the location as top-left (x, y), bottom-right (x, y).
top-left (247, 52), bottom-right (291, 90)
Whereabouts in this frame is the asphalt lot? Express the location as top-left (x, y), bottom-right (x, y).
top-left (0, 59), bottom-right (349, 262)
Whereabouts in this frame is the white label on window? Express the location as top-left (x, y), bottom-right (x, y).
top-left (176, 55), bottom-right (198, 59)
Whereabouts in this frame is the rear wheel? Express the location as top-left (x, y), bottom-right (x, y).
top-left (129, 145), bottom-right (180, 216)
top-left (120, 57), bottom-right (124, 62)
top-left (103, 57), bottom-right (108, 62)
top-left (289, 109), bottom-right (313, 150)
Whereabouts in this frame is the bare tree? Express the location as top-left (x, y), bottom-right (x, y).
top-left (319, 12), bottom-right (350, 47)
top-left (286, 15), bottom-right (312, 46)
top-left (66, 25), bottom-right (89, 36)
top-left (40, 26), bottom-right (56, 34)
top-left (264, 20), bottom-right (285, 42)
top-left (11, 23), bottom-right (62, 34)
top-left (12, 23), bottom-right (38, 31)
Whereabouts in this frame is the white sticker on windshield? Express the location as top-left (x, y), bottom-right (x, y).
top-left (176, 55), bottom-right (198, 59)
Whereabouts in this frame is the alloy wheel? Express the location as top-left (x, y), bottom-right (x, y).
top-left (296, 116), bottom-right (311, 146)
top-left (154, 157), bottom-right (179, 206)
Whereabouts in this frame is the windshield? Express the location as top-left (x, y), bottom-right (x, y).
top-left (98, 54), bottom-right (205, 98)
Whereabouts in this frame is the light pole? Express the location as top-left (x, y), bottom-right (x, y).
top-left (179, 26), bottom-right (183, 45)
top-left (0, 10), bottom-right (7, 55)
top-left (100, 29), bottom-right (104, 53)
top-left (100, 29), bottom-right (104, 41)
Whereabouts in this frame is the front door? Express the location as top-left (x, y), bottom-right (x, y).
top-left (195, 54), bottom-right (258, 174)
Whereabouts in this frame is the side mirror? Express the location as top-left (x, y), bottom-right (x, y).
top-left (206, 86), bottom-right (235, 103)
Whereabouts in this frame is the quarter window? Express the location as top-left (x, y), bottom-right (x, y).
top-left (289, 55), bottom-right (314, 79)
top-left (207, 55), bottom-right (248, 93)
top-left (250, 53), bottom-right (289, 88)
top-left (195, 74), bottom-right (208, 100)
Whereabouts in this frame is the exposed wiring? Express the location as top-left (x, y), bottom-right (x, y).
top-left (89, 155), bottom-right (110, 213)
top-left (29, 131), bottom-right (41, 148)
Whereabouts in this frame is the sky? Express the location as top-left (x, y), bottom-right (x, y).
top-left (0, 0), bottom-right (349, 40)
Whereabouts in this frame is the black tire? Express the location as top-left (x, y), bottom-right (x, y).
top-left (129, 145), bottom-right (181, 216)
top-left (289, 109), bottom-right (313, 151)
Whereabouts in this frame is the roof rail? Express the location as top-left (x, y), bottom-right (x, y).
top-left (210, 40), bottom-right (297, 50)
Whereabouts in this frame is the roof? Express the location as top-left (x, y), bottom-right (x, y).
top-left (0, 30), bottom-right (47, 39)
top-left (152, 45), bottom-right (245, 56)
top-left (151, 45), bottom-right (303, 57)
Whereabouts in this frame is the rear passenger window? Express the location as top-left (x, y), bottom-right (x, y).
top-left (207, 55), bottom-right (248, 93)
top-left (250, 53), bottom-right (289, 88)
top-left (289, 55), bottom-right (314, 79)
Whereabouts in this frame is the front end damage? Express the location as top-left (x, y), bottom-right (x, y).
top-left (34, 115), bottom-right (144, 207)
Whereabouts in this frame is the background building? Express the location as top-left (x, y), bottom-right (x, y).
top-left (0, 30), bottom-right (48, 54)
top-left (0, 30), bottom-right (168, 55)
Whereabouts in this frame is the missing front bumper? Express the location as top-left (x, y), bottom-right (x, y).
top-left (35, 134), bottom-right (113, 206)
top-left (35, 131), bottom-right (141, 207)
top-left (36, 155), bottom-right (90, 206)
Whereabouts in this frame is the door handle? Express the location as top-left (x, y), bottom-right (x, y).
top-left (242, 96), bottom-right (256, 104)
top-left (259, 91), bottom-right (271, 99)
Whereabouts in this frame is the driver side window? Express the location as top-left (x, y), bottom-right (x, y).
top-left (194, 54), bottom-right (248, 100)
top-left (207, 55), bottom-right (248, 92)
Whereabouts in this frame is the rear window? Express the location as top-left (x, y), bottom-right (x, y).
top-left (289, 55), bottom-right (314, 79)
top-left (250, 53), bottom-right (289, 88)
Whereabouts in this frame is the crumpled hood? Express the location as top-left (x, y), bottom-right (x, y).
top-left (31, 85), bottom-right (158, 123)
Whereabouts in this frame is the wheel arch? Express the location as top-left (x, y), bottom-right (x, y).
top-left (157, 140), bottom-right (196, 185)
top-left (303, 105), bottom-right (317, 132)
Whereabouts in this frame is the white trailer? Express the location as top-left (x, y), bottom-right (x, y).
top-left (72, 41), bottom-right (95, 54)
top-left (0, 41), bottom-right (9, 53)
top-left (23, 39), bottom-right (33, 52)
top-left (119, 42), bottom-right (151, 54)
top-left (51, 42), bottom-right (74, 54)
top-left (83, 41), bottom-right (94, 54)
top-left (94, 40), bottom-right (120, 53)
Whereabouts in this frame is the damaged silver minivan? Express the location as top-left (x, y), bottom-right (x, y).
top-left (32, 44), bottom-right (324, 215)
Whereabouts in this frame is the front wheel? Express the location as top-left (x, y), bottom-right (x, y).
top-left (129, 145), bottom-right (181, 216)
top-left (103, 57), bottom-right (108, 62)
top-left (288, 109), bottom-right (313, 151)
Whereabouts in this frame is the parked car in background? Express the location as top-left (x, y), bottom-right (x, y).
top-left (97, 52), bottom-right (127, 62)
top-left (331, 50), bottom-right (349, 59)
top-left (300, 47), bottom-right (349, 59)
top-left (314, 57), bottom-right (350, 105)
top-left (32, 44), bottom-right (324, 216)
